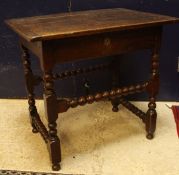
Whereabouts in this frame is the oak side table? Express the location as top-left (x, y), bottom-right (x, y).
top-left (6, 8), bottom-right (179, 171)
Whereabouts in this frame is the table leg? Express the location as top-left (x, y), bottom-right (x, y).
top-left (146, 36), bottom-right (161, 139)
top-left (43, 71), bottom-right (61, 171)
top-left (111, 57), bottom-right (120, 112)
top-left (21, 44), bottom-right (38, 133)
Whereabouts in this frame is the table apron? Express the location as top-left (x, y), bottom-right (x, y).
top-left (42, 27), bottom-right (161, 64)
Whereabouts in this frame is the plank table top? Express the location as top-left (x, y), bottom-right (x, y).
top-left (6, 8), bottom-right (179, 42)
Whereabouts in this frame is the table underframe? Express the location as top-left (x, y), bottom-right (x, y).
top-left (19, 26), bottom-right (162, 171)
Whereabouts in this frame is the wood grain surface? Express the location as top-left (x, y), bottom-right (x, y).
top-left (5, 8), bottom-right (179, 42)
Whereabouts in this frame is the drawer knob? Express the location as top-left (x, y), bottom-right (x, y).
top-left (104, 38), bottom-right (111, 47)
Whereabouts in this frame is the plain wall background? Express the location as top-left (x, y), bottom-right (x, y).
top-left (0, 0), bottom-right (179, 100)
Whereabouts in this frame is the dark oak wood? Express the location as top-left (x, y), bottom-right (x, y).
top-left (110, 57), bottom-right (121, 112)
top-left (53, 62), bottom-right (110, 80)
top-left (146, 32), bottom-right (162, 139)
top-left (42, 27), bottom-right (158, 64)
top-left (56, 82), bottom-right (148, 113)
top-left (119, 98), bottom-right (146, 123)
top-left (6, 8), bottom-right (179, 42)
top-left (5, 8), bottom-right (179, 171)
top-left (43, 71), bottom-right (61, 171)
top-left (21, 45), bottom-right (38, 133)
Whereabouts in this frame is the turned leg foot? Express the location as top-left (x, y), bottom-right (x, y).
top-left (52, 163), bottom-right (61, 171)
top-left (111, 98), bottom-right (120, 112)
top-left (112, 106), bottom-right (119, 112)
top-left (32, 127), bottom-right (38, 133)
top-left (29, 105), bottom-right (39, 134)
top-left (48, 137), bottom-right (61, 171)
top-left (146, 133), bottom-right (154, 140)
top-left (146, 104), bottom-right (157, 140)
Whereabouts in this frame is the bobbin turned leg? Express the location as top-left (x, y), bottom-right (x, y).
top-left (21, 44), bottom-right (38, 133)
top-left (146, 33), bottom-right (161, 139)
top-left (43, 71), bottom-right (61, 171)
top-left (111, 57), bottom-right (120, 112)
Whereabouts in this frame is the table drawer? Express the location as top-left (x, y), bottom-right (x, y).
top-left (42, 26), bottom-right (161, 64)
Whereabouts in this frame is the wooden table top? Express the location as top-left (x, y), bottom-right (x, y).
top-left (6, 8), bottom-right (179, 42)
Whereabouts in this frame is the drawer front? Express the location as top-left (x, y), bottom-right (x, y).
top-left (43, 27), bottom-right (161, 63)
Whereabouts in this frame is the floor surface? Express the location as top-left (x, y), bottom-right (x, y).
top-left (0, 100), bottom-right (179, 175)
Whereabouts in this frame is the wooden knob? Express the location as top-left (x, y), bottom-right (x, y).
top-left (95, 93), bottom-right (102, 101)
top-left (110, 90), bottom-right (116, 96)
top-left (104, 37), bottom-right (111, 47)
top-left (87, 95), bottom-right (94, 104)
top-left (122, 87), bottom-right (128, 93)
top-left (116, 88), bottom-right (122, 95)
top-left (78, 97), bottom-right (86, 106)
top-left (70, 99), bottom-right (78, 108)
top-left (103, 91), bottom-right (109, 98)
